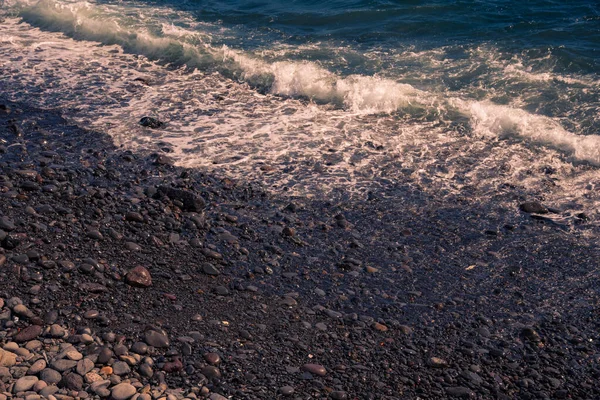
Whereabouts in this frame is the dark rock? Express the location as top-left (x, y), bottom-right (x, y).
top-left (203, 353), bottom-right (221, 365)
top-left (445, 387), bottom-right (475, 398)
top-left (97, 347), bottom-right (113, 364)
top-left (40, 369), bottom-right (62, 385)
top-left (201, 365), bottom-right (221, 379)
top-left (162, 358), bottom-right (183, 373)
top-left (0, 217), bottom-right (15, 231)
top-left (139, 116), bottom-right (163, 128)
top-left (144, 330), bottom-right (169, 348)
top-left (156, 186), bottom-right (205, 212)
top-left (61, 372), bottom-right (83, 390)
top-left (202, 264), bottom-right (221, 276)
top-left (14, 325), bottom-right (42, 342)
top-left (279, 386), bottom-right (294, 396)
top-left (302, 364), bottom-right (327, 376)
top-left (130, 342), bottom-right (148, 355)
top-left (519, 201), bottom-right (548, 214)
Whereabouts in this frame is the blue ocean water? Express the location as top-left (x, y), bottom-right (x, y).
top-left (174, 0), bottom-right (600, 74)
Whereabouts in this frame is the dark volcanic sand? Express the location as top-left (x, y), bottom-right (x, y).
top-left (0, 98), bottom-right (599, 400)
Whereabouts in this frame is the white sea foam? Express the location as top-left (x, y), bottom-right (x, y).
top-left (2, 2), bottom-right (600, 217)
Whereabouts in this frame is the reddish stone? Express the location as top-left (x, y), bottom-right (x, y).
top-left (302, 363), bottom-right (327, 376)
top-left (162, 358), bottom-right (183, 373)
top-left (125, 266), bottom-right (152, 288)
top-left (14, 325), bottom-right (42, 342)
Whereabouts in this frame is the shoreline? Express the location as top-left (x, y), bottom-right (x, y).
top-left (0, 98), bottom-right (599, 399)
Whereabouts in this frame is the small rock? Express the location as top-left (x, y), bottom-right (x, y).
top-left (446, 386), bottom-right (475, 398)
top-left (201, 366), bottom-right (221, 379)
top-left (331, 391), bottom-right (348, 400)
top-left (373, 322), bottom-right (388, 332)
top-left (61, 373), bottom-right (83, 390)
top-left (428, 357), bottom-right (448, 368)
top-left (76, 358), bottom-right (94, 376)
top-left (111, 382), bottom-right (137, 400)
top-left (203, 353), bottom-right (220, 365)
top-left (144, 330), bottom-right (169, 348)
top-left (28, 359), bottom-right (47, 374)
top-left (302, 364), bottom-right (327, 377)
top-left (0, 349), bottom-right (17, 367)
top-left (279, 386), bottom-right (294, 396)
top-left (13, 376), bottom-right (38, 393)
top-left (139, 116), bottom-right (164, 129)
top-left (519, 201), bottom-right (548, 214)
top-left (40, 369), bottom-right (62, 385)
top-left (126, 266), bottom-right (152, 287)
top-left (14, 325), bottom-right (42, 342)
top-left (201, 264), bottom-right (220, 276)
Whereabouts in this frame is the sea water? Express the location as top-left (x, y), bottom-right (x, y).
top-left (1, 0), bottom-right (599, 219)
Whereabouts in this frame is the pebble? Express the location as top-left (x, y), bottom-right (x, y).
top-left (112, 361), bottom-right (131, 376)
top-left (203, 353), bottom-right (220, 365)
top-left (111, 382), bottom-right (137, 400)
top-left (519, 201), bottom-right (548, 214)
top-left (130, 342), bottom-right (148, 355)
top-left (97, 347), bottom-right (113, 364)
top-left (40, 369), bottom-right (62, 385)
top-left (428, 357), bottom-right (449, 368)
top-left (445, 386), bottom-right (475, 398)
top-left (201, 366), bottom-right (221, 379)
top-left (13, 376), bottom-right (38, 393)
top-left (61, 373), bottom-right (83, 391)
top-left (126, 266), bottom-right (153, 287)
top-left (331, 391), bottom-right (348, 400)
top-left (279, 386), bottom-right (294, 396)
top-left (144, 330), bottom-right (169, 348)
top-left (51, 359), bottom-right (77, 372)
top-left (0, 348), bottom-right (17, 367)
top-left (0, 216), bottom-right (15, 231)
top-left (76, 359), bottom-right (94, 376)
top-left (27, 359), bottom-right (47, 374)
top-left (301, 364), bottom-right (327, 377)
top-left (201, 264), bottom-right (220, 276)
top-left (14, 325), bottom-right (42, 342)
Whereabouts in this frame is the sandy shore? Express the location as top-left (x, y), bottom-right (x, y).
top-left (0, 98), bottom-right (599, 399)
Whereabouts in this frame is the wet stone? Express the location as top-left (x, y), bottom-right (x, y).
top-left (126, 266), bottom-right (152, 287)
top-left (446, 387), bottom-right (475, 398)
top-left (428, 357), bottom-right (449, 368)
top-left (130, 342), bottom-right (148, 355)
top-left (279, 386), bottom-right (294, 396)
top-left (0, 217), bottom-right (15, 231)
top-left (520, 201), bottom-right (548, 214)
top-left (201, 366), bottom-right (221, 379)
top-left (331, 391), bottom-right (348, 400)
top-left (302, 364), bottom-right (327, 377)
top-left (14, 325), bottom-right (42, 342)
top-left (201, 264), bottom-right (220, 276)
top-left (144, 330), bottom-right (169, 348)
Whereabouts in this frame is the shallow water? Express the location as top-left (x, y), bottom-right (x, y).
top-left (1, 0), bottom-right (599, 223)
